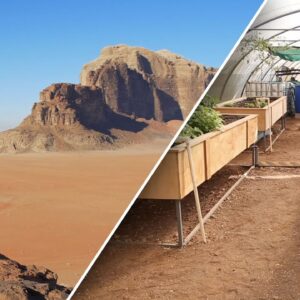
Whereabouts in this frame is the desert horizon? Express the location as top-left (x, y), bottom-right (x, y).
top-left (0, 138), bottom-right (173, 287)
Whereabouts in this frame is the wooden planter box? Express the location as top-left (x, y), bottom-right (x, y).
top-left (216, 96), bottom-right (287, 132)
top-left (141, 114), bottom-right (258, 200)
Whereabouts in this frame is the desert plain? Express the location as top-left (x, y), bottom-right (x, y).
top-left (0, 45), bottom-right (209, 292)
top-left (0, 139), bottom-right (170, 287)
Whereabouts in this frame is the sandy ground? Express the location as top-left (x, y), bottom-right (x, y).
top-left (74, 117), bottom-right (300, 299)
top-left (0, 139), bottom-right (171, 287)
top-left (259, 116), bottom-right (300, 163)
top-left (234, 116), bottom-right (300, 165)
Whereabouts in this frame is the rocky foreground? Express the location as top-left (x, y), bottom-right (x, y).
top-left (0, 253), bottom-right (70, 300)
top-left (0, 45), bottom-right (215, 153)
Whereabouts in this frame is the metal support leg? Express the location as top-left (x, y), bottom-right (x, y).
top-left (252, 144), bottom-right (259, 167)
top-left (269, 128), bottom-right (273, 152)
top-left (175, 200), bottom-right (184, 248)
top-left (263, 131), bottom-right (267, 150)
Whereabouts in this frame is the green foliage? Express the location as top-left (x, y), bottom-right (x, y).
top-left (224, 98), bottom-right (268, 108)
top-left (200, 95), bottom-right (220, 108)
top-left (180, 123), bottom-right (203, 139)
top-left (239, 33), bottom-right (293, 80)
top-left (256, 98), bottom-right (268, 108)
top-left (240, 34), bottom-right (275, 66)
top-left (244, 98), bottom-right (268, 108)
top-left (180, 95), bottom-right (223, 139)
top-left (241, 36), bottom-right (272, 54)
top-left (243, 102), bottom-right (256, 108)
top-left (240, 34), bottom-right (291, 74)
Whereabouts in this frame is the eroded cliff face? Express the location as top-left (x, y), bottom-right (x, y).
top-left (81, 45), bottom-right (215, 121)
top-left (0, 45), bottom-right (215, 153)
top-left (0, 253), bottom-right (70, 300)
top-left (24, 83), bottom-right (107, 130)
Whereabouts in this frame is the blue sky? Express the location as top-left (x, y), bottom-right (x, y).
top-left (0, 0), bottom-right (262, 131)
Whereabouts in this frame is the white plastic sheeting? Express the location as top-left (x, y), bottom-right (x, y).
top-left (209, 0), bottom-right (300, 101)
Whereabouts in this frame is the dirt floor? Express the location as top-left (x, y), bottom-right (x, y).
top-left (235, 116), bottom-right (300, 165)
top-left (0, 139), bottom-right (170, 287)
top-left (74, 117), bottom-right (300, 299)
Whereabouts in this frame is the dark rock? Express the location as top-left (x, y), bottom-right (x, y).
top-left (0, 254), bottom-right (71, 300)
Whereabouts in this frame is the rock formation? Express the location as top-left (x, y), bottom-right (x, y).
top-left (0, 45), bottom-right (215, 153)
top-left (30, 83), bottom-right (107, 129)
top-left (0, 253), bottom-right (70, 300)
top-left (81, 45), bottom-right (215, 121)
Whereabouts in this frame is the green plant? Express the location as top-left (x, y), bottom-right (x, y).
top-left (180, 96), bottom-right (223, 139)
top-left (240, 34), bottom-right (275, 67)
top-left (243, 102), bottom-right (255, 108)
top-left (200, 94), bottom-right (220, 108)
top-left (256, 98), bottom-right (268, 108)
top-left (244, 98), bottom-right (268, 108)
top-left (240, 33), bottom-right (290, 80)
top-left (240, 34), bottom-right (279, 80)
top-left (180, 124), bottom-right (203, 139)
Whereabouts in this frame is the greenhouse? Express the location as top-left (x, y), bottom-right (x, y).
top-left (137, 0), bottom-right (300, 248)
top-left (210, 0), bottom-right (300, 103)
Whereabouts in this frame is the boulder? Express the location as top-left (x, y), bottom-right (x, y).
top-left (0, 253), bottom-right (71, 300)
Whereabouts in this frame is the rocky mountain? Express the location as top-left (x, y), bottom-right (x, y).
top-left (0, 45), bottom-right (215, 153)
top-left (0, 253), bottom-right (70, 300)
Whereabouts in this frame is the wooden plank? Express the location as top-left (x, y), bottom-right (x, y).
top-left (204, 139), bottom-right (211, 180)
top-left (247, 116), bottom-right (259, 147)
top-left (270, 99), bottom-right (283, 125)
top-left (140, 152), bottom-right (181, 199)
top-left (180, 141), bottom-right (206, 198)
top-left (216, 107), bottom-right (267, 131)
top-left (246, 119), bottom-right (249, 149)
top-left (208, 122), bottom-right (247, 176)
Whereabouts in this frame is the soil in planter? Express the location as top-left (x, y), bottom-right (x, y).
top-left (225, 97), bottom-right (277, 108)
top-left (221, 114), bottom-right (244, 125)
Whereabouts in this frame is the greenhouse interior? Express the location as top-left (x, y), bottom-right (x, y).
top-left (210, 0), bottom-right (300, 106)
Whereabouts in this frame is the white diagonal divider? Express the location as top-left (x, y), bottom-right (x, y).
top-left (67, 1), bottom-right (268, 298)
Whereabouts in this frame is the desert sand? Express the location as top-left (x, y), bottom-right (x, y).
top-left (0, 139), bottom-right (170, 287)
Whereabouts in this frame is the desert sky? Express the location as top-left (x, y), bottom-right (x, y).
top-left (0, 140), bottom-right (169, 286)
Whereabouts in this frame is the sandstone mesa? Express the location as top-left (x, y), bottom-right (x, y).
top-left (0, 45), bottom-right (215, 153)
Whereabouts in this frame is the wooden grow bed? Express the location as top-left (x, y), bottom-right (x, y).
top-left (140, 113), bottom-right (258, 247)
top-left (215, 96), bottom-right (287, 132)
top-left (141, 114), bottom-right (258, 200)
